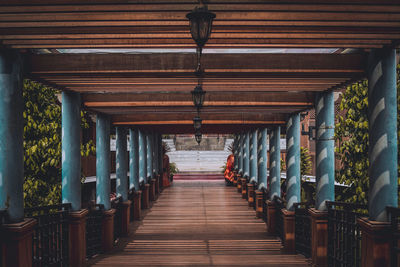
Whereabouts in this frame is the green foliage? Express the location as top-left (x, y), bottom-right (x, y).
top-left (23, 80), bottom-right (95, 208)
top-left (300, 147), bottom-right (314, 203)
top-left (334, 64), bottom-right (400, 204)
top-left (300, 147), bottom-right (312, 178)
top-left (169, 162), bottom-right (179, 177)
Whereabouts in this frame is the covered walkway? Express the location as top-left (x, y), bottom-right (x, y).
top-left (89, 179), bottom-right (310, 267)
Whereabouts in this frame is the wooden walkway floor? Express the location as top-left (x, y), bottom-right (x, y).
top-left (89, 179), bottom-right (310, 266)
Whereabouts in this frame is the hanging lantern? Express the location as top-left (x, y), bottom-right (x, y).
top-left (191, 84), bottom-right (206, 109)
top-left (195, 131), bottom-right (202, 145)
top-left (193, 116), bottom-right (202, 131)
top-left (186, 5), bottom-right (216, 49)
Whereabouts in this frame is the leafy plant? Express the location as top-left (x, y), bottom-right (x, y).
top-left (23, 80), bottom-right (95, 208)
top-left (300, 147), bottom-right (312, 178)
top-left (169, 162), bottom-right (179, 177)
top-left (334, 64), bottom-right (400, 204)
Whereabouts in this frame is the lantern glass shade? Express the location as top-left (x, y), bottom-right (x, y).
top-left (193, 116), bottom-right (202, 131)
top-left (195, 131), bottom-right (202, 145)
top-left (191, 85), bottom-right (206, 108)
top-left (186, 6), bottom-right (216, 48)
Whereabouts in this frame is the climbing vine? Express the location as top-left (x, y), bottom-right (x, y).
top-left (23, 80), bottom-right (95, 208)
top-left (334, 64), bottom-right (400, 204)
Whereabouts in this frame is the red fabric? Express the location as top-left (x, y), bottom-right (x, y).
top-left (224, 154), bottom-right (235, 182)
top-left (162, 154), bottom-right (171, 187)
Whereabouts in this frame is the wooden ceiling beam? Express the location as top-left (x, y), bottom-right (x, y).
top-left (2, 3), bottom-right (400, 13)
top-left (0, 11), bottom-right (399, 22)
top-left (28, 53), bottom-right (366, 75)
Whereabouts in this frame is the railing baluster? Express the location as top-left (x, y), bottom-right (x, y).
top-left (294, 202), bottom-right (313, 258)
top-left (86, 204), bottom-right (105, 258)
top-left (386, 206), bottom-right (400, 267)
top-left (25, 203), bottom-right (71, 267)
top-left (326, 201), bottom-right (367, 267)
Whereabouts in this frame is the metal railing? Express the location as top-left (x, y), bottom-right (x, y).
top-left (86, 204), bottom-right (104, 258)
top-left (387, 206), bottom-right (400, 267)
top-left (273, 196), bottom-right (286, 244)
top-left (111, 196), bottom-right (123, 241)
top-left (128, 189), bottom-right (135, 222)
top-left (252, 182), bottom-right (257, 210)
top-left (0, 209), bottom-right (8, 267)
top-left (294, 202), bottom-right (313, 258)
top-left (25, 203), bottom-right (71, 267)
top-left (326, 201), bottom-right (368, 267)
top-left (261, 188), bottom-right (268, 223)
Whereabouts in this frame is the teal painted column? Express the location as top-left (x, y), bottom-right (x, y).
top-left (243, 132), bottom-right (250, 179)
top-left (257, 128), bottom-right (268, 190)
top-left (0, 50), bottom-right (24, 222)
top-left (146, 132), bottom-right (153, 180)
top-left (269, 127), bottom-right (281, 200)
top-left (233, 135), bottom-right (239, 172)
top-left (61, 91), bottom-right (81, 212)
top-left (153, 132), bottom-right (158, 176)
top-left (315, 91), bottom-right (335, 211)
top-left (96, 114), bottom-right (111, 210)
top-left (285, 114), bottom-right (301, 211)
top-left (129, 129), bottom-right (139, 191)
top-left (138, 130), bottom-right (147, 184)
top-left (116, 126), bottom-right (128, 201)
top-left (158, 134), bottom-right (163, 175)
top-left (250, 129), bottom-right (258, 183)
top-left (367, 48), bottom-right (398, 221)
top-left (238, 134), bottom-right (243, 175)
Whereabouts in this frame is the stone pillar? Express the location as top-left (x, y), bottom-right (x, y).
top-left (147, 132), bottom-right (156, 201)
top-left (255, 128), bottom-right (268, 218)
top-left (356, 47), bottom-right (398, 267)
top-left (62, 91), bottom-right (82, 211)
top-left (0, 51), bottom-right (37, 267)
top-left (285, 114), bottom-right (300, 211)
top-left (269, 127), bottom-right (281, 200)
top-left (96, 114), bottom-right (115, 252)
top-left (138, 130), bottom-right (149, 208)
top-left (283, 114), bottom-right (300, 254)
top-left (250, 129), bottom-right (258, 184)
top-left (243, 131), bottom-right (250, 179)
top-left (62, 91), bottom-right (88, 266)
top-left (257, 128), bottom-right (268, 191)
top-left (116, 126), bottom-right (131, 236)
top-left (158, 134), bottom-right (164, 191)
top-left (233, 135), bottom-right (239, 172)
top-left (0, 50), bottom-right (24, 223)
top-left (315, 91), bottom-right (335, 211)
top-left (309, 91), bottom-right (335, 266)
top-left (129, 129), bottom-right (140, 191)
top-left (237, 134), bottom-right (243, 192)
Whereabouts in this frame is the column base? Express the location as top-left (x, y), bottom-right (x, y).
top-left (241, 178), bottom-right (247, 199)
top-left (247, 183), bottom-right (255, 207)
top-left (142, 183), bottom-right (150, 209)
top-left (309, 208), bottom-right (328, 267)
top-left (1, 218), bottom-right (37, 267)
top-left (150, 178), bottom-right (156, 201)
top-left (267, 200), bottom-right (277, 235)
top-left (102, 209), bottom-right (116, 253)
top-left (237, 175), bottom-right (242, 192)
top-left (120, 201), bottom-right (131, 236)
top-left (255, 190), bottom-right (263, 218)
top-left (283, 209), bottom-right (295, 253)
top-left (133, 190), bottom-right (142, 220)
top-left (357, 217), bottom-right (392, 267)
top-left (69, 209), bottom-right (89, 267)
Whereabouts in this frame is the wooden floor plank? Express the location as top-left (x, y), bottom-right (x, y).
top-left (88, 179), bottom-right (311, 266)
